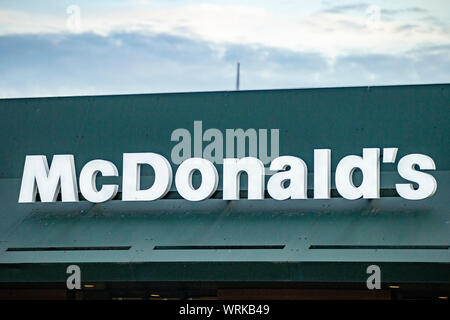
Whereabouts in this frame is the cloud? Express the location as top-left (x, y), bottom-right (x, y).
top-left (0, 31), bottom-right (448, 98)
top-left (381, 7), bottom-right (428, 16)
top-left (320, 3), bottom-right (428, 16)
top-left (320, 3), bottom-right (369, 14)
top-left (0, 2), bottom-right (448, 59)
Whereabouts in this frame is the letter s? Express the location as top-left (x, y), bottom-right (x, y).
top-left (395, 154), bottom-right (437, 200)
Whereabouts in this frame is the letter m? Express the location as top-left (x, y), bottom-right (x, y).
top-left (226, 128), bottom-right (257, 158)
top-left (18, 155), bottom-right (79, 203)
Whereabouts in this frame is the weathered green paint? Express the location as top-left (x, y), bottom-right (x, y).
top-left (0, 84), bottom-right (449, 283)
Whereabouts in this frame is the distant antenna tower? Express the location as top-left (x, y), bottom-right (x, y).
top-left (236, 62), bottom-right (240, 91)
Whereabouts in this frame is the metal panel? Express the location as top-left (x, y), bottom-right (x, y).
top-left (0, 84), bottom-right (449, 283)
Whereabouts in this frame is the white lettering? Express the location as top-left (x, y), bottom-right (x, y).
top-left (122, 153), bottom-right (172, 201)
top-left (223, 157), bottom-right (265, 200)
top-left (175, 158), bottom-right (218, 201)
top-left (267, 156), bottom-right (307, 200)
top-left (395, 154), bottom-right (437, 200)
top-left (335, 148), bottom-right (380, 200)
top-left (18, 155), bottom-right (78, 203)
top-left (79, 160), bottom-right (118, 203)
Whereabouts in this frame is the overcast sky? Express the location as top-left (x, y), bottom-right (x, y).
top-left (0, 0), bottom-right (449, 98)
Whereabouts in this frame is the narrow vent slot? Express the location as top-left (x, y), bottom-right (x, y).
top-left (7, 246), bottom-right (131, 252)
top-left (309, 245), bottom-right (449, 250)
top-left (154, 245), bottom-right (285, 250)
